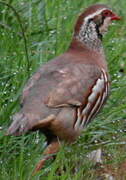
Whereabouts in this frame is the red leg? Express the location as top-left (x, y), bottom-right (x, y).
top-left (33, 140), bottom-right (60, 175)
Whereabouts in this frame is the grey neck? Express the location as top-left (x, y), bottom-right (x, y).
top-left (75, 21), bottom-right (103, 51)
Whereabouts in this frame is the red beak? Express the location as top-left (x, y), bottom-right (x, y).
top-left (111, 13), bottom-right (121, 20)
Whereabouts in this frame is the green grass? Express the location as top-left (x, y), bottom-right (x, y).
top-left (0, 0), bottom-right (126, 179)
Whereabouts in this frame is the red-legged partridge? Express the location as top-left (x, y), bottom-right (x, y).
top-left (7, 4), bottom-right (121, 173)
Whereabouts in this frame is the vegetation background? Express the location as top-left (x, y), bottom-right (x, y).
top-left (0, 0), bottom-right (126, 179)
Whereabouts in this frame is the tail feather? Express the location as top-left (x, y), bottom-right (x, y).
top-left (7, 113), bottom-right (29, 136)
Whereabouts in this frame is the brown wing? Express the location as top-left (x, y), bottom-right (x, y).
top-left (33, 63), bottom-right (102, 108)
top-left (8, 56), bottom-right (103, 136)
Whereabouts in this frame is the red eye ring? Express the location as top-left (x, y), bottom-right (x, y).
top-left (103, 10), bottom-right (111, 17)
top-left (102, 10), bottom-right (121, 20)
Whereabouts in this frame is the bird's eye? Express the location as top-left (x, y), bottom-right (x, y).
top-left (103, 10), bottom-right (112, 17)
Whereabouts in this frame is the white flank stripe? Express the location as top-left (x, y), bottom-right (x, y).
top-left (85, 95), bottom-right (102, 126)
top-left (85, 70), bottom-right (108, 126)
top-left (95, 70), bottom-right (109, 112)
top-left (88, 91), bottom-right (97, 103)
top-left (102, 68), bottom-right (108, 82)
top-left (74, 69), bottom-right (110, 131)
top-left (82, 103), bottom-right (91, 115)
top-left (74, 108), bottom-right (82, 131)
top-left (102, 68), bottom-right (109, 97)
top-left (92, 78), bottom-right (104, 92)
top-left (80, 115), bottom-right (87, 129)
top-left (95, 91), bottom-right (106, 115)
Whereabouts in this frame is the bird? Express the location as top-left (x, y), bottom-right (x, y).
top-left (7, 4), bottom-right (121, 173)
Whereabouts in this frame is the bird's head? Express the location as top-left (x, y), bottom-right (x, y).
top-left (74, 4), bottom-right (121, 40)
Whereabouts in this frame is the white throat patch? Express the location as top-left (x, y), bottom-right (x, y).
top-left (76, 8), bottom-right (108, 50)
